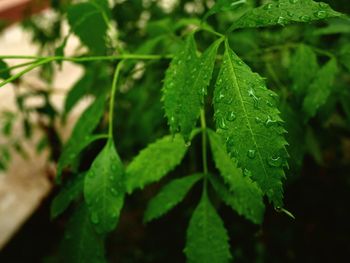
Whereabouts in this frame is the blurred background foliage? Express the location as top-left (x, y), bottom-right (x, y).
top-left (0, 0), bottom-right (350, 262)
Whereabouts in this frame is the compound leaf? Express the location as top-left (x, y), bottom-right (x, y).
top-left (208, 130), bottom-right (264, 224)
top-left (126, 134), bottom-right (188, 193)
top-left (289, 44), bottom-right (319, 96)
top-left (67, 2), bottom-right (109, 54)
top-left (60, 204), bottom-right (106, 263)
top-left (84, 139), bottom-right (125, 234)
top-left (51, 173), bottom-right (84, 219)
top-left (228, 0), bottom-right (341, 31)
top-left (162, 35), bottom-right (221, 141)
top-left (144, 174), bottom-right (202, 223)
top-left (184, 193), bottom-right (231, 263)
top-left (303, 58), bottom-right (338, 120)
top-left (213, 41), bottom-right (288, 207)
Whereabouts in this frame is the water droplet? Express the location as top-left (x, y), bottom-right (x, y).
top-left (255, 117), bottom-right (262, 124)
top-left (243, 168), bottom-right (252, 177)
top-left (315, 10), bottom-right (326, 18)
top-left (266, 100), bottom-right (274, 107)
top-left (218, 118), bottom-right (228, 130)
top-left (264, 3), bottom-right (273, 10)
top-left (170, 116), bottom-right (175, 123)
top-left (267, 155), bottom-right (283, 167)
top-left (300, 15), bottom-right (311, 22)
top-left (226, 111), bottom-right (236, 122)
top-left (248, 88), bottom-right (260, 109)
top-left (247, 149), bottom-right (256, 159)
top-left (226, 137), bottom-right (235, 149)
top-left (277, 16), bottom-right (286, 26)
top-left (289, 0), bottom-right (298, 4)
top-left (318, 2), bottom-right (328, 8)
top-left (236, 60), bottom-right (244, 66)
top-left (90, 212), bottom-right (99, 224)
top-left (265, 116), bottom-right (276, 127)
top-left (185, 141), bottom-right (191, 147)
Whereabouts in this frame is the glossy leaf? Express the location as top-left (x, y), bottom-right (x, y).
top-left (184, 193), bottom-right (232, 263)
top-left (144, 174), bottom-right (202, 223)
top-left (60, 204), bottom-right (106, 263)
top-left (303, 58), bottom-right (338, 120)
top-left (126, 134), bottom-right (188, 193)
top-left (213, 42), bottom-right (288, 207)
top-left (84, 139), bottom-right (125, 234)
top-left (162, 35), bottom-right (221, 141)
top-left (228, 0), bottom-right (341, 31)
top-left (51, 173), bottom-right (84, 219)
top-left (208, 130), bottom-right (264, 224)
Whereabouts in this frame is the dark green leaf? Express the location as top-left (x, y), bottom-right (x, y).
top-left (0, 59), bottom-right (10, 80)
top-left (126, 134), bottom-right (188, 193)
top-left (213, 42), bottom-right (288, 207)
top-left (84, 139), bottom-right (125, 234)
top-left (184, 193), bottom-right (232, 263)
top-left (144, 174), bottom-right (202, 223)
top-left (208, 130), bottom-right (264, 224)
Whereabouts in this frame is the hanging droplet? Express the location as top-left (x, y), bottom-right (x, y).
top-left (248, 88), bottom-right (260, 109)
top-left (90, 212), bottom-right (99, 224)
top-left (247, 149), bottom-right (256, 159)
top-left (226, 111), bottom-right (236, 122)
top-left (314, 10), bottom-right (326, 18)
top-left (267, 155), bottom-right (283, 167)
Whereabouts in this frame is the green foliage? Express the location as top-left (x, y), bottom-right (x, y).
top-left (0, 59), bottom-right (10, 80)
top-left (144, 173), bottom-right (202, 223)
top-left (125, 134), bottom-right (188, 193)
top-left (208, 130), bottom-right (264, 224)
top-left (229, 0), bottom-right (341, 31)
top-left (84, 139), bottom-right (124, 234)
top-left (213, 41), bottom-right (288, 207)
top-left (184, 192), bottom-right (232, 263)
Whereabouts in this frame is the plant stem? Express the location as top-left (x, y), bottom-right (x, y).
top-left (200, 108), bottom-right (208, 193)
top-left (108, 61), bottom-right (124, 138)
top-left (0, 60), bottom-right (39, 75)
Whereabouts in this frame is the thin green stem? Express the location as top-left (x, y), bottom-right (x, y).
top-left (0, 60), bottom-right (39, 75)
top-left (200, 108), bottom-right (208, 194)
top-left (108, 61), bottom-right (124, 138)
top-left (0, 58), bottom-right (53, 88)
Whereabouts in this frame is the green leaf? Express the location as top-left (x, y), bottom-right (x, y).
top-left (51, 173), bottom-right (84, 219)
top-left (289, 44), bottom-right (319, 96)
top-left (84, 139), bottom-right (125, 234)
top-left (56, 96), bottom-right (106, 181)
top-left (60, 204), bottom-right (106, 263)
top-left (0, 59), bottom-right (10, 80)
top-left (213, 41), bottom-right (288, 207)
top-left (228, 0), bottom-right (341, 31)
top-left (203, 0), bottom-right (247, 21)
top-left (339, 43), bottom-right (350, 72)
top-left (126, 134), bottom-right (188, 193)
top-left (162, 35), bottom-right (221, 141)
top-left (303, 58), bottom-right (338, 120)
top-left (208, 130), bottom-right (264, 224)
top-left (67, 2), bottom-right (109, 54)
top-left (184, 193), bottom-right (232, 263)
top-left (144, 174), bottom-right (202, 223)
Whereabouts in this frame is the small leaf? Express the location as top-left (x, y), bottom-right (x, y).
top-left (184, 193), bottom-right (232, 263)
top-left (303, 58), bottom-right (338, 120)
top-left (67, 2), bottom-right (109, 54)
top-left (51, 173), bottom-right (84, 219)
top-left (59, 203), bottom-right (106, 263)
top-left (57, 96), bottom-right (106, 181)
top-left (213, 41), bottom-right (288, 207)
top-left (0, 59), bottom-right (11, 80)
top-left (228, 0), bottom-right (341, 31)
top-left (162, 35), bottom-right (222, 141)
top-left (144, 174), bottom-right (202, 223)
top-left (126, 134), bottom-right (188, 193)
top-left (208, 130), bottom-right (264, 224)
top-left (84, 139), bottom-right (125, 234)
top-left (289, 44), bottom-right (319, 96)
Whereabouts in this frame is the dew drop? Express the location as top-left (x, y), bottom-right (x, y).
top-left (266, 100), bottom-right (274, 107)
top-left (247, 149), bottom-right (256, 159)
top-left (90, 212), bottom-right (99, 224)
top-left (267, 155), bottom-right (283, 167)
top-left (218, 118), bottom-right (228, 130)
top-left (248, 88), bottom-right (260, 109)
top-left (265, 116), bottom-right (276, 127)
top-left (318, 2), bottom-right (328, 8)
top-left (300, 15), bottom-right (311, 22)
top-left (315, 10), bottom-right (326, 18)
top-left (226, 111), bottom-right (236, 122)
top-left (255, 117), bottom-right (262, 124)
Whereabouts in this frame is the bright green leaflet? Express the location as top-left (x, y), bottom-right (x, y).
top-left (51, 173), bottom-right (84, 219)
top-left (208, 130), bottom-right (264, 224)
top-left (67, 2), bottom-right (109, 54)
top-left (144, 173), bottom-right (202, 223)
top-left (84, 139), bottom-right (125, 234)
top-left (60, 204), bottom-right (106, 263)
top-left (289, 44), bottom-right (319, 96)
top-left (213, 41), bottom-right (288, 207)
top-left (0, 59), bottom-right (10, 80)
top-left (228, 0), bottom-right (341, 31)
top-left (56, 95), bottom-right (106, 181)
top-left (303, 58), bottom-right (338, 120)
top-left (184, 193), bottom-right (232, 263)
top-left (162, 35), bottom-right (221, 141)
top-left (125, 134), bottom-right (188, 193)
